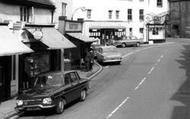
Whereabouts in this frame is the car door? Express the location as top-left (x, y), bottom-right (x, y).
top-left (69, 72), bottom-right (82, 100)
top-left (63, 73), bottom-right (74, 103)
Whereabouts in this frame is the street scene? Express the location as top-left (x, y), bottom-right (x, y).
top-left (0, 0), bottom-right (190, 119)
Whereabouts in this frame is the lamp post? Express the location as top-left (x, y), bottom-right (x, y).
top-left (71, 7), bottom-right (86, 20)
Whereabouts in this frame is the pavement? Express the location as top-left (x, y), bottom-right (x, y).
top-left (0, 61), bottom-right (103, 119)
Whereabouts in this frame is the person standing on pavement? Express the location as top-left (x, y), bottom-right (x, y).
top-left (85, 48), bottom-right (94, 71)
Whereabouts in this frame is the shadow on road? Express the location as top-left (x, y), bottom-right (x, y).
top-left (171, 44), bottom-right (190, 119)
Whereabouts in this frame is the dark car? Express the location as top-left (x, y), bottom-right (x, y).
top-left (16, 71), bottom-right (90, 114)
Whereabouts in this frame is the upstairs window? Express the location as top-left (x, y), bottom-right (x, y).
top-left (108, 10), bottom-right (113, 19)
top-left (139, 9), bottom-right (144, 21)
top-left (61, 3), bottom-right (67, 16)
top-left (116, 10), bottom-right (120, 19)
top-left (128, 9), bottom-right (132, 21)
top-left (87, 9), bottom-right (92, 19)
top-left (20, 6), bottom-right (30, 22)
top-left (139, 28), bottom-right (144, 33)
top-left (157, 0), bottom-right (163, 7)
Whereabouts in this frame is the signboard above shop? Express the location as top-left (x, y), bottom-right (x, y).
top-left (65, 21), bottom-right (83, 32)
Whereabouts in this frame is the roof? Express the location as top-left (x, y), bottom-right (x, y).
top-left (0, 26), bottom-right (33, 56)
top-left (0, 0), bottom-right (55, 9)
top-left (67, 33), bottom-right (97, 43)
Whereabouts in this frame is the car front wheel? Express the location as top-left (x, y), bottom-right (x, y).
top-left (55, 98), bottom-right (65, 114)
top-left (136, 42), bottom-right (140, 47)
top-left (80, 90), bottom-right (87, 101)
top-left (122, 43), bottom-right (126, 48)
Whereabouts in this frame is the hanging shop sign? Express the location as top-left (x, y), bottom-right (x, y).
top-left (33, 28), bottom-right (43, 40)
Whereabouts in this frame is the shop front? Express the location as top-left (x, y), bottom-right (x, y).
top-left (0, 24), bottom-right (33, 102)
top-left (147, 23), bottom-right (166, 43)
top-left (14, 24), bottom-right (75, 93)
top-left (89, 27), bottom-right (126, 45)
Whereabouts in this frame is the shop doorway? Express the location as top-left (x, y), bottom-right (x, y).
top-left (0, 56), bottom-right (11, 102)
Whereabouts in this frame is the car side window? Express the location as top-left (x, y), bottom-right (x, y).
top-left (64, 73), bottom-right (71, 85)
top-left (70, 72), bottom-right (78, 83)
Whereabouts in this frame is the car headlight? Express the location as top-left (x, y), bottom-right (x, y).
top-left (16, 100), bottom-right (23, 106)
top-left (43, 98), bottom-right (52, 104)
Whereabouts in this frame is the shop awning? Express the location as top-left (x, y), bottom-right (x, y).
top-left (28, 28), bottom-right (76, 49)
top-left (0, 26), bottom-right (33, 56)
top-left (67, 33), bottom-right (97, 43)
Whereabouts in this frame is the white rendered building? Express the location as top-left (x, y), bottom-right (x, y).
top-left (71, 0), bottom-right (169, 43)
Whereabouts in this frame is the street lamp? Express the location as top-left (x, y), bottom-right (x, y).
top-left (71, 7), bottom-right (86, 20)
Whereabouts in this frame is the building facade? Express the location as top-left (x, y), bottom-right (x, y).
top-left (0, 0), bottom-right (75, 102)
top-left (168, 0), bottom-right (190, 38)
top-left (71, 0), bottom-right (169, 43)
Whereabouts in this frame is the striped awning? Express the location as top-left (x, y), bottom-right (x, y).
top-left (0, 26), bottom-right (33, 56)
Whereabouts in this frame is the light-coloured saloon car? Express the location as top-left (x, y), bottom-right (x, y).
top-left (96, 46), bottom-right (122, 64)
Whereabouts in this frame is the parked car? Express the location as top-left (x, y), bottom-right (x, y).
top-left (96, 46), bottom-right (122, 64)
top-left (91, 44), bottom-right (103, 59)
top-left (113, 36), bottom-right (143, 47)
top-left (16, 71), bottom-right (90, 114)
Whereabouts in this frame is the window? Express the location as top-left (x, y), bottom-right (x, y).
top-left (153, 28), bottom-right (159, 35)
top-left (157, 0), bottom-right (163, 7)
top-left (129, 28), bottom-right (133, 36)
top-left (70, 72), bottom-right (78, 83)
top-left (139, 9), bottom-right (144, 21)
top-left (20, 6), bottom-right (30, 22)
top-left (65, 74), bottom-right (70, 85)
top-left (116, 10), bottom-right (120, 19)
top-left (87, 9), bottom-right (92, 19)
top-left (108, 10), bottom-right (113, 19)
top-left (128, 9), bottom-right (132, 21)
top-left (61, 3), bottom-right (67, 16)
top-left (139, 28), bottom-right (144, 33)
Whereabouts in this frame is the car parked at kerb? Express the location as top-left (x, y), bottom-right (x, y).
top-left (16, 71), bottom-right (90, 114)
top-left (113, 36), bottom-right (143, 48)
top-left (96, 46), bottom-right (122, 64)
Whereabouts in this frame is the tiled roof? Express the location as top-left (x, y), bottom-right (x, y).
top-left (0, 0), bottom-right (55, 9)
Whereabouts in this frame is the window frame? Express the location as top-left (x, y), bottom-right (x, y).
top-left (108, 10), bottom-right (113, 19)
top-left (139, 9), bottom-right (144, 21)
top-left (128, 9), bottom-right (132, 21)
top-left (87, 9), bottom-right (92, 19)
top-left (157, 0), bottom-right (163, 7)
top-left (116, 10), bottom-right (120, 19)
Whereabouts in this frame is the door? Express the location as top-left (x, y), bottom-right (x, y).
top-left (0, 66), bottom-right (5, 102)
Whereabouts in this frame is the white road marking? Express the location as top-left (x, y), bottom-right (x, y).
top-left (148, 66), bottom-right (155, 75)
top-left (106, 97), bottom-right (130, 119)
top-left (122, 52), bottom-right (134, 58)
top-left (135, 77), bottom-right (147, 90)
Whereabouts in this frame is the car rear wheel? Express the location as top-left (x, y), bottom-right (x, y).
top-left (80, 90), bottom-right (87, 101)
top-left (122, 43), bottom-right (126, 48)
top-left (55, 98), bottom-right (65, 114)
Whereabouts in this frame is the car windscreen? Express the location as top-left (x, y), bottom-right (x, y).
top-left (102, 47), bottom-right (116, 53)
top-left (35, 75), bottom-right (63, 87)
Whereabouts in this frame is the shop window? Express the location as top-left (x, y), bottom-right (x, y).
top-left (157, 0), bottom-right (163, 7)
top-left (20, 6), bottom-right (31, 22)
top-left (108, 10), bottom-right (113, 19)
top-left (116, 10), bottom-right (120, 19)
top-left (87, 9), bottom-right (92, 19)
top-left (128, 9), bottom-right (132, 21)
top-left (153, 28), bottom-right (159, 35)
top-left (139, 9), bottom-right (144, 21)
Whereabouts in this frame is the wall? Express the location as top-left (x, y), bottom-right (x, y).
top-left (34, 8), bottom-right (53, 24)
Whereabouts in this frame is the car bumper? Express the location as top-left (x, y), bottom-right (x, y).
top-left (103, 58), bottom-right (122, 63)
top-left (16, 104), bottom-right (56, 111)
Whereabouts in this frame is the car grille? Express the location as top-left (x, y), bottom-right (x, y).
top-left (24, 99), bottom-right (42, 105)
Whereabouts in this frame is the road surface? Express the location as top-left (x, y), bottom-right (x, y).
top-left (19, 39), bottom-right (190, 119)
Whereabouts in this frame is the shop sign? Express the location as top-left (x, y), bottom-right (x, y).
top-left (33, 29), bottom-right (43, 40)
top-left (65, 21), bottom-right (82, 32)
